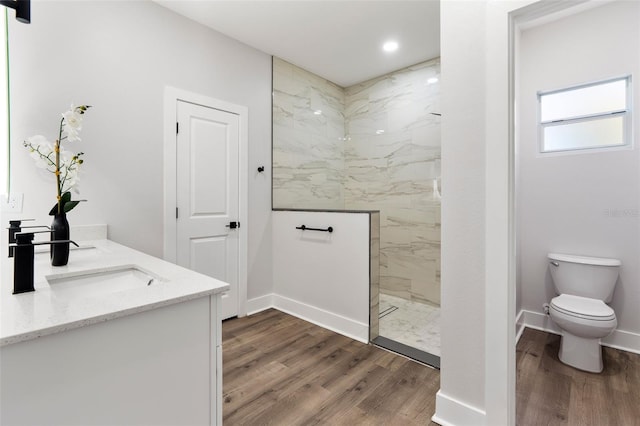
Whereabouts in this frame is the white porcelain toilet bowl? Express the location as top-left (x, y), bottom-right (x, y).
top-left (549, 294), bottom-right (616, 373)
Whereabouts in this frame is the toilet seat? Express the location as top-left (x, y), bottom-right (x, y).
top-left (551, 294), bottom-right (615, 321)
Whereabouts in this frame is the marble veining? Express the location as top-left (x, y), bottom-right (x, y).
top-left (273, 57), bottom-right (441, 305)
top-left (344, 59), bottom-right (441, 305)
top-left (273, 58), bottom-right (345, 209)
top-left (378, 293), bottom-right (440, 356)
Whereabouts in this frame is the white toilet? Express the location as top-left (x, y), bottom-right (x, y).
top-left (547, 253), bottom-right (620, 373)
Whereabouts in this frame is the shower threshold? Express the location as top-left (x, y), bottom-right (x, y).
top-left (372, 336), bottom-right (440, 369)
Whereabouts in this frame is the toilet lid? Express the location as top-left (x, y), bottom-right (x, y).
top-left (551, 294), bottom-right (616, 321)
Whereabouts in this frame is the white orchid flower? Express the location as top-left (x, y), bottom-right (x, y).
top-left (59, 147), bottom-right (73, 162)
top-left (62, 105), bottom-right (83, 129)
top-left (64, 127), bottom-right (81, 142)
top-left (62, 105), bottom-right (84, 142)
top-left (26, 134), bottom-right (50, 148)
top-left (64, 171), bottom-right (79, 193)
top-left (25, 135), bottom-right (56, 171)
top-left (71, 179), bottom-right (81, 195)
top-left (23, 104), bottom-right (91, 215)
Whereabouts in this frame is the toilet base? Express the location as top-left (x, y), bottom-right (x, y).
top-left (558, 332), bottom-right (603, 373)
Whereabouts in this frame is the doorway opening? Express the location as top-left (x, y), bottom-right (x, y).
top-left (511, 0), bottom-right (640, 423)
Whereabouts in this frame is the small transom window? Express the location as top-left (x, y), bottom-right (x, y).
top-left (538, 76), bottom-right (632, 153)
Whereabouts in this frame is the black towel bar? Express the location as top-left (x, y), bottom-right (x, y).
top-left (296, 225), bottom-right (333, 233)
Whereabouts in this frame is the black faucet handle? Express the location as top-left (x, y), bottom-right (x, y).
top-left (8, 219), bottom-right (35, 227)
top-left (9, 232), bottom-right (37, 259)
top-left (9, 237), bottom-right (79, 259)
top-left (8, 225), bottom-right (50, 236)
top-left (14, 230), bottom-right (52, 244)
top-left (12, 231), bottom-right (78, 247)
top-left (8, 222), bottom-right (33, 257)
top-left (8, 220), bottom-right (43, 244)
top-left (33, 240), bottom-right (80, 248)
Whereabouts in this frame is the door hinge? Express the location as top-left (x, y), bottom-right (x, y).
top-left (176, 122), bottom-right (179, 134)
top-left (176, 207), bottom-right (179, 219)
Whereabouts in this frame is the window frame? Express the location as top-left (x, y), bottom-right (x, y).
top-left (537, 75), bottom-right (632, 154)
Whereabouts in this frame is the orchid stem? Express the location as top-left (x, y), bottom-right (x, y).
top-left (55, 117), bottom-right (64, 214)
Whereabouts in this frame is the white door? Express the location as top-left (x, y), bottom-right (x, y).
top-left (176, 100), bottom-right (239, 320)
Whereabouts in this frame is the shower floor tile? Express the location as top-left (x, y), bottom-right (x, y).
top-left (378, 294), bottom-right (441, 357)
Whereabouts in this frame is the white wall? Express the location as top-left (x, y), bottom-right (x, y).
top-left (517, 1), bottom-right (640, 350)
top-left (438, 2), bottom-right (637, 426)
top-left (437, 1), bottom-right (537, 425)
top-left (436, 2), bottom-right (487, 423)
top-left (5, 1), bottom-right (273, 300)
top-left (269, 210), bottom-right (371, 342)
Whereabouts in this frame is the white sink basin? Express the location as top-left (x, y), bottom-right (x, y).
top-left (46, 265), bottom-right (166, 297)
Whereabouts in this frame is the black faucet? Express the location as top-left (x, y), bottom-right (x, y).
top-left (10, 231), bottom-right (78, 294)
top-left (7, 219), bottom-right (50, 258)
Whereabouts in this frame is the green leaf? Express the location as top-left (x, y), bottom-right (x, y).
top-left (60, 192), bottom-right (72, 204)
top-left (48, 192), bottom-right (85, 215)
top-left (48, 202), bottom-right (59, 216)
top-left (63, 201), bottom-right (80, 213)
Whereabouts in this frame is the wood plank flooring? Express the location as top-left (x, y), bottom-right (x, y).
top-left (516, 328), bottom-right (640, 426)
top-left (224, 311), bottom-right (640, 425)
top-left (222, 309), bottom-right (440, 425)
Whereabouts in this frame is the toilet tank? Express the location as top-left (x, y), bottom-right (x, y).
top-left (548, 253), bottom-right (620, 303)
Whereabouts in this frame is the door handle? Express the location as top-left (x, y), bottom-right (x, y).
top-left (225, 221), bottom-right (240, 229)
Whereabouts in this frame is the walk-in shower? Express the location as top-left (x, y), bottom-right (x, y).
top-left (272, 56), bottom-right (442, 367)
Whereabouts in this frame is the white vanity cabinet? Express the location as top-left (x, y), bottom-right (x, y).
top-left (0, 239), bottom-right (227, 425)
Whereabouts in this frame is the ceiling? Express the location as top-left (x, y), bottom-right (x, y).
top-left (154, 1), bottom-right (440, 88)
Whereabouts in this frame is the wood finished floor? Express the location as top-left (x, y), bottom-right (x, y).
top-left (222, 309), bottom-right (440, 425)
top-left (516, 328), bottom-right (640, 426)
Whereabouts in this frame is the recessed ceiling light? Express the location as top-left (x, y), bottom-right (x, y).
top-left (376, 129), bottom-right (385, 135)
top-left (382, 41), bottom-right (398, 52)
top-left (427, 77), bottom-right (439, 84)
top-left (313, 110), bottom-right (322, 115)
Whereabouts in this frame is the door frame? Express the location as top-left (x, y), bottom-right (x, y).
top-left (483, 1), bottom-right (595, 424)
top-left (163, 86), bottom-right (248, 317)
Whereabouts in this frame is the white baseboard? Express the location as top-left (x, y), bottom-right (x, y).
top-left (519, 309), bottom-right (640, 355)
top-left (272, 294), bottom-right (369, 343)
top-left (515, 309), bottom-right (525, 344)
top-left (604, 328), bottom-right (640, 354)
top-left (432, 391), bottom-right (486, 426)
top-left (245, 293), bottom-right (369, 343)
top-left (246, 293), bottom-right (274, 315)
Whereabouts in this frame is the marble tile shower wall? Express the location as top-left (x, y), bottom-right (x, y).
top-left (272, 57), bottom-right (441, 305)
top-left (273, 58), bottom-right (346, 209)
top-left (344, 59), bottom-right (441, 305)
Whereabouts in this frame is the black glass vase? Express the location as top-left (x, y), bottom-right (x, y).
top-left (51, 212), bottom-right (70, 266)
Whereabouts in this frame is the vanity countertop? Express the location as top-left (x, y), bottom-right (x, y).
top-left (0, 239), bottom-right (229, 347)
